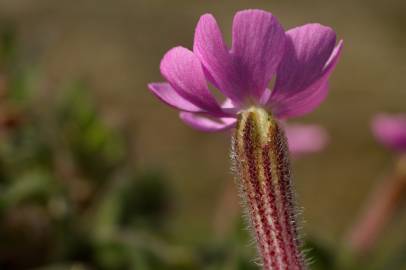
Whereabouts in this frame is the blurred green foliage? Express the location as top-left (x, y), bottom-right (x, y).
top-left (0, 25), bottom-right (175, 270)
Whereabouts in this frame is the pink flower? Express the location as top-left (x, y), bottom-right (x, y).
top-left (372, 113), bottom-right (406, 153)
top-left (285, 124), bottom-right (329, 156)
top-left (148, 9), bottom-right (343, 270)
top-left (148, 9), bottom-right (343, 132)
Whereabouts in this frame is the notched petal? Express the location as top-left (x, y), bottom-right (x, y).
top-left (231, 9), bottom-right (286, 101)
top-left (194, 14), bottom-right (245, 105)
top-left (268, 23), bottom-right (343, 118)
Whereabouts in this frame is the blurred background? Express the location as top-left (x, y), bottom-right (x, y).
top-left (0, 0), bottom-right (405, 269)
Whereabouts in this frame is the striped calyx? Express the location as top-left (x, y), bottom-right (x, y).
top-left (232, 107), bottom-right (305, 270)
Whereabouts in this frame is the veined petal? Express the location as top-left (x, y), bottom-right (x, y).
top-left (273, 24), bottom-right (336, 95)
top-left (231, 9), bottom-right (285, 101)
top-left (269, 24), bottom-right (343, 118)
top-left (148, 82), bottom-right (202, 112)
top-left (160, 46), bottom-right (223, 115)
top-left (372, 114), bottom-right (406, 152)
top-left (194, 14), bottom-right (245, 105)
top-left (179, 112), bottom-right (236, 132)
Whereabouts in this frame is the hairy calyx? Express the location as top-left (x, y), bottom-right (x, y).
top-left (232, 107), bottom-right (306, 270)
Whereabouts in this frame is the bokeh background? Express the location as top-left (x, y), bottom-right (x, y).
top-left (0, 0), bottom-right (405, 269)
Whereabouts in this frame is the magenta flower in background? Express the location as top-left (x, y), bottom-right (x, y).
top-left (149, 9), bottom-right (343, 131)
top-left (285, 124), bottom-right (329, 157)
top-left (372, 113), bottom-right (406, 153)
top-left (347, 114), bottom-right (406, 256)
top-left (149, 9), bottom-right (342, 270)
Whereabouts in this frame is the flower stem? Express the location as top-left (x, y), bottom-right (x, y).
top-left (232, 107), bottom-right (306, 270)
top-left (346, 155), bottom-right (406, 256)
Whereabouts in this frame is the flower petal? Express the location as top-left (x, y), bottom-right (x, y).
top-left (269, 24), bottom-right (343, 118)
top-left (160, 46), bottom-right (223, 115)
top-left (148, 82), bottom-right (203, 112)
top-left (194, 14), bottom-right (244, 105)
top-left (284, 123), bottom-right (329, 156)
top-left (231, 9), bottom-right (285, 100)
top-left (372, 113), bottom-right (406, 152)
top-left (179, 112), bottom-right (236, 132)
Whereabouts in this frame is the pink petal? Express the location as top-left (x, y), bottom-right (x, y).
top-left (179, 112), bottom-right (236, 132)
top-left (160, 46), bottom-right (223, 115)
top-left (372, 113), bottom-right (406, 152)
top-left (268, 24), bottom-right (343, 119)
top-left (231, 9), bottom-right (285, 101)
top-left (148, 82), bottom-right (203, 112)
top-left (284, 124), bottom-right (329, 156)
top-left (194, 14), bottom-right (244, 105)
